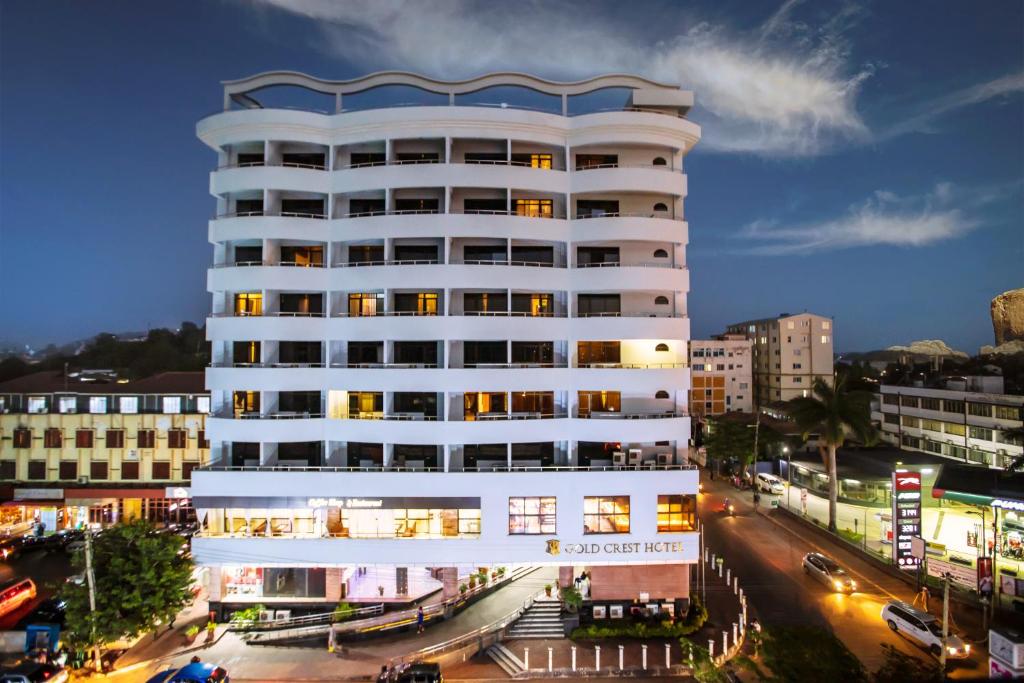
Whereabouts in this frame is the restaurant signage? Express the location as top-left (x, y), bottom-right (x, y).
top-left (892, 469), bottom-right (922, 570)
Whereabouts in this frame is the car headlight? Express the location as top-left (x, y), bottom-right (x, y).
top-left (833, 580), bottom-right (844, 591)
top-left (849, 580), bottom-right (856, 590)
top-left (947, 646), bottom-right (959, 655)
top-left (964, 644), bottom-right (971, 653)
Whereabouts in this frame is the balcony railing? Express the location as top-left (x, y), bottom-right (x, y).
top-left (198, 463), bottom-right (697, 473)
top-left (341, 209), bottom-right (439, 218)
top-left (574, 261), bottom-right (682, 269)
top-left (577, 362), bottom-right (687, 369)
top-left (217, 161), bottom-right (327, 171)
top-left (210, 362), bottom-right (326, 368)
top-left (574, 163), bottom-right (682, 172)
top-left (578, 410), bottom-right (686, 419)
top-left (346, 413), bottom-right (440, 421)
top-left (335, 259), bottom-right (440, 267)
top-left (220, 411), bottom-right (326, 420)
top-left (450, 259), bottom-right (562, 268)
top-left (216, 210), bottom-right (327, 220)
top-left (575, 311), bottom-right (677, 318)
top-left (574, 211), bottom-right (677, 220)
top-left (334, 362), bottom-right (440, 369)
top-left (213, 261), bottom-right (326, 268)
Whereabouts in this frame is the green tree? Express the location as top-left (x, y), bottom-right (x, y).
top-left (760, 626), bottom-right (867, 682)
top-left (704, 418), bottom-right (781, 479)
top-left (787, 376), bottom-right (875, 532)
top-left (872, 644), bottom-right (942, 682)
top-left (64, 519), bottom-right (194, 653)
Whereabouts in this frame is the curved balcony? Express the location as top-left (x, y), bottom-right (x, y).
top-left (570, 165), bottom-right (686, 197)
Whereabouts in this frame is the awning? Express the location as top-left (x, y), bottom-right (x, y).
top-left (932, 463), bottom-right (1024, 507)
top-left (1, 499), bottom-right (64, 507)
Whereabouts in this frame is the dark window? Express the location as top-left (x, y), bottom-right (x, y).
top-left (655, 390), bottom-right (670, 399)
top-left (396, 152), bottom-right (439, 164)
top-left (0, 461), bottom-right (14, 479)
top-left (394, 342), bottom-right (438, 365)
top-left (279, 341), bottom-right (322, 365)
top-left (652, 157), bottom-right (667, 166)
top-left (348, 245), bottom-right (384, 264)
top-left (348, 198), bottom-right (385, 215)
top-left (464, 292), bottom-right (507, 313)
top-left (280, 293), bottom-right (323, 315)
top-left (279, 441), bottom-right (323, 464)
top-left (281, 152), bottom-right (325, 168)
top-left (655, 343), bottom-right (670, 352)
top-left (464, 152), bottom-right (506, 163)
top-left (347, 442), bottom-right (383, 467)
top-left (394, 198), bottom-right (439, 213)
top-left (236, 152), bottom-right (264, 166)
top-left (231, 442), bottom-right (260, 467)
top-left (58, 462), bottom-right (77, 480)
top-left (90, 462), bottom-right (108, 480)
top-left (578, 294), bottom-right (620, 315)
top-left (577, 246), bottom-right (619, 265)
top-left (13, 428), bottom-right (32, 449)
top-left (27, 461), bottom-right (46, 480)
top-left (394, 244), bottom-right (439, 262)
top-left (464, 341), bottom-right (507, 366)
top-left (463, 245), bottom-right (506, 262)
top-left (512, 341), bottom-right (553, 364)
top-left (183, 462), bottom-right (197, 480)
top-left (262, 567), bottom-right (326, 598)
top-left (348, 341), bottom-right (383, 365)
top-left (578, 341), bottom-right (621, 364)
top-left (138, 430), bottom-right (156, 449)
top-left (393, 393), bottom-right (437, 417)
top-left (152, 462), bottom-right (171, 479)
top-left (511, 442), bottom-right (554, 465)
top-left (463, 198), bottom-right (506, 213)
top-left (511, 293), bottom-right (552, 315)
top-left (234, 245), bottom-right (263, 265)
top-left (233, 341), bottom-right (261, 365)
top-left (167, 429), bottom-right (187, 449)
top-left (44, 428), bottom-right (62, 448)
top-left (198, 430), bottom-right (209, 449)
top-left (653, 202), bottom-right (668, 212)
top-left (510, 246), bottom-right (553, 265)
top-left (106, 430), bottom-right (125, 449)
top-left (280, 245), bottom-right (324, 267)
top-left (393, 292), bottom-right (438, 315)
top-left (280, 198), bottom-right (325, 217)
top-left (576, 199), bottom-right (619, 217)
top-left (121, 462), bottom-right (139, 480)
top-left (278, 392), bottom-right (321, 414)
top-left (349, 152), bottom-right (385, 167)
top-left (653, 249), bottom-right (668, 258)
top-left (655, 295), bottom-right (670, 305)
top-left (575, 154), bottom-right (617, 169)
top-left (234, 198), bottom-right (263, 215)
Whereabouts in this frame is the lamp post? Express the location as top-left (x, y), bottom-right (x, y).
top-left (965, 507), bottom-right (989, 631)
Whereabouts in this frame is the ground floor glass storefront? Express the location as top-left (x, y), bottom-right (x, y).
top-left (222, 566), bottom-right (327, 600)
top-left (202, 505), bottom-right (482, 539)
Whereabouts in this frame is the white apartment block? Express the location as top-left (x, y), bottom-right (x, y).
top-left (688, 335), bottom-right (753, 416)
top-left (872, 384), bottom-right (1024, 469)
top-left (726, 312), bottom-right (834, 406)
top-left (192, 71), bottom-right (701, 617)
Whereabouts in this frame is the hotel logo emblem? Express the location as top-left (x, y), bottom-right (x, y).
top-left (545, 539), bottom-right (560, 556)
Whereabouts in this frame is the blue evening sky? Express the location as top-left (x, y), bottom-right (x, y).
top-left (1, 0), bottom-right (1021, 353)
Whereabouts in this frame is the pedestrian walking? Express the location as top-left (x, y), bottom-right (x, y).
top-left (913, 586), bottom-right (930, 611)
top-left (416, 606), bottom-right (425, 634)
top-left (753, 492), bottom-right (761, 512)
top-left (377, 665), bottom-right (390, 683)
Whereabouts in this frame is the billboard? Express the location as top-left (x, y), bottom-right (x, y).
top-left (892, 469), bottom-right (922, 570)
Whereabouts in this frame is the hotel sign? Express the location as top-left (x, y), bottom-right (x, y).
top-left (892, 469), bottom-right (922, 570)
top-left (546, 539), bottom-right (688, 557)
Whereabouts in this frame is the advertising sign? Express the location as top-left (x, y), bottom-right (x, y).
top-left (979, 556), bottom-right (994, 597)
top-left (892, 469), bottom-right (922, 570)
top-left (926, 557), bottom-right (975, 589)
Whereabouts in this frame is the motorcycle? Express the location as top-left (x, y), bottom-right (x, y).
top-left (722, 498), bottom-right (735, 517)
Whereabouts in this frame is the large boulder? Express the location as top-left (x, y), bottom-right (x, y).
top-left (886, 340), bottom-right (968, 358)
top-left (992, 289), bottom-right (1024, 345)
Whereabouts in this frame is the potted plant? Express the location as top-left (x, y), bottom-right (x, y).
top-left (184, 625), bottom-right (200, 644)
top-left (468, 575), bottom-right (477, 590)
top-left (459, 582), bottom-right (468, 596)
top-left (497, 566), bottom-right (507, 578)
top-left (544, 583), bottom-right (553, 597)
top-left (205, 621), bottom-right (217, 640)
top-left (478, 571), bottom-right (489, 586)
top-left (559, 585), bottom-right (583, 613)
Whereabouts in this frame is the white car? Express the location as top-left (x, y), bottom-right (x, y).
top-left (802, 552), bottom-right (856, 593)
top-left (756, 473), bottom-right (785, 495)
top-left (881, 600), bottom-right (971, 659)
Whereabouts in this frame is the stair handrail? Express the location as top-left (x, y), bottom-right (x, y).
top-left (231, 603), bottom-right (384, 631)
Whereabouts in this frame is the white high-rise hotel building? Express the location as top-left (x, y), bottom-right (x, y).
top-left (192, 72), bottom-right (701, 618)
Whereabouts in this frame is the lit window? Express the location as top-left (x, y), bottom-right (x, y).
top-left (820, 335), bottom-right (830, 344)
top-left (163, 397), bottom-right (182, 414)
top-left (822, 321), bottom-right (831, 330)
top-left (234, 292), bottom-right (263, 316)
top-left (89, 397), bottom-right (107, 414)
top-left (197, 396), bottom-right (211, 414)
top-left (787, 321), bottom-right (795, 329)
top-left (28, 397), bottom-right (47, 414)
top-left (119, 396), bottom-right (139, 414)
top-left (583, 496), bottom-right (630, 534)
top-left (508, 497), bottom-right (557, 535)
top-left (59, 397), bottom-right (77, 414)
top-left (514, 199), bottom-right (553, 218)
top-left (657, 495), bottom-right (695, 532)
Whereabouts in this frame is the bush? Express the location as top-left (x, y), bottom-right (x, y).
top-left (459, 583), bottom-right (468, 594)
top-left (185, 625), bottom-right (200, 638)
top-left (229, 604), bottom-right (265, 625)
top-left (559, 585), bottom-right (583, 610)
top-left (760, 626), bottom-right (866, 682)
top-left (478, 571), bottom-right (489, 585)
top-left (333, 602), bottom-right (356, 621)
top-left (571, 597), bottom-right (707, 640)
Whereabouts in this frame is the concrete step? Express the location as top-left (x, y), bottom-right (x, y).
top-left (486, 643), bottom-right (525, 676)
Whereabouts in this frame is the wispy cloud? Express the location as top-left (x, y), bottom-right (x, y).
top-left (735, 183), bottom-right (983, 255)
top-left (248, 0), bottom-right (874, 157)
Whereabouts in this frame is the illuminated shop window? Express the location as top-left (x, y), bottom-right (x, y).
top-left (583, 496), bottom-right (630, 534)
top-left (657, 495), bottom-right (695, 532)
top-left (509, 497), bottom-right (556, 535)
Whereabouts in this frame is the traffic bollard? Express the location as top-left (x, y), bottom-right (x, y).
top-left (708, 640), bottom-right (714, 659)
top-left (726, 568), bottom-right (731, 584)
top-left (733, 622), bottom-right (738, 644)
top-left (642, 644), bottom-right (647, 670)
top-left (595, 645), bottom-right (601, 672)
top-left (733, 576), bottom-right (738, 593)
top-left (571, 646), bottom-right (576, 672)
top-left (722, 630), bottom-right (728, 654)
top-left (548, 647), bottom-right (553, 673)
top-left (524, 648), bottom-right (529, 671)
top-left (665, 642), bottom-right (671, 668)
top-left (618, 644), bottom-right (624, 670)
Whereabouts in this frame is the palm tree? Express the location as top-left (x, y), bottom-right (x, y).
top-left (787, 376), bottom-right (876, 532)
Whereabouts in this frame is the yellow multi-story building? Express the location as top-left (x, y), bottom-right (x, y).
top-left (0, 371), bottom-right (208, 531)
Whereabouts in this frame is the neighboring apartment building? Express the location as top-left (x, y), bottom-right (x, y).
top-left (193, 71), bottom-right (701, 617)
top-left (0, 371), bottom-right (209, 530)
top-left (872, 382), bottom-right (1024, 469)
top-left (688, 335), bottom-right (752, 416)
top-left (725, 312), bottom-right (834, 406)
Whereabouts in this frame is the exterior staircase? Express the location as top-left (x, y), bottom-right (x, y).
top-left (486, 642), bottom-right (526, 676)
top-left (504, 596), bottom-right (566, 639)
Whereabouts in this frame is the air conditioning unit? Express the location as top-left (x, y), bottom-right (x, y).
top-left (78, 476), bottom-right (89, 485)
top-left (258, 610), bottom-right (274, 623)
top-left (125, 449), bottom-right (138, 460)
top-left (274, 610), bottom-right (291, 621)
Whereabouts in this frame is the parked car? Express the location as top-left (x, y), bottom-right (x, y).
top-left (145, 662), bottom-right (229, 683)
top-left (802, 552), bottom-right (857, 592)
top-left (756, 473), bottom-right (785, 495)
top-left (0, 579), bottom-right (37, 618)
top-left (27, 598), bottom-right (66, 627)
top-left (0, 662), bottom-right (69, 683)
top-left (390, 663), bottom-right (442, 683)
top-left (880, 600), bottom-right (971, 659)
top-left (0, 538), bottom-right (25, 561)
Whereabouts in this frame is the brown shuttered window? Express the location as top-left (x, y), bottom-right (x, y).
top-left (182, 462), bottom-right (196, 481)
top-left (0, 461), bottom-right (16, 479)
top-left (152, 462), bottom-right (171, 480)
top-left (58, 462), bottom-right (77, 480)
top-left (121, 461), bottom-right (140, 480)
top-left (90, 462), bottom-right (108, 480)
top-left (13, 429), bottom-right (32, 449)
top-left (106, 430), bottom-right (125, 448)
top-left (75, 430), bottom-right (94, 448)
top-left (198, 430), bottom-right (209, 449)
top-left (167, 429), bottom-right (187, 449)
top-left (44, 428), bottom-right (62, 448)
top-left (27, 461), bottom-right (46, 480)
top-left (137, 430), bottom-right (155, 449)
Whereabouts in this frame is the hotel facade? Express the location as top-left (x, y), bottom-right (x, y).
top-left (193, 71), bottom-right (701, 617)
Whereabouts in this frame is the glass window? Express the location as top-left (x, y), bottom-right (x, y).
top-left (120, 396), bottom-right (139, 414)
top-left (902, 416), bottom-right (920, 428)
top-left (583, 496), bottom-right (630, 534)
top-left (901, 396), bottom-right (919, 408)
top-left (968, 403), bottom-right (992, 418)
top-left (508, 497), bottom-right (556, 535)
top-left (884, 414), bottom-right (900, 425)
top-left (59, 397), bottom-right (77, 414)
top-left (514, 198), bottom-right (554, 218)
top-left (75, 430), bottom-right (94, 448)
top-left (657, 495), bottom-right (695, 532)
top-left (921, 419), bottom-right (942, 432)
top-left (995, 405), bottom-right (1021, 421)
top-left (197, 396), bottom-right (211, 414)
top-left (944, 399), bottom-right (965, 414)
top-left (944, 422), bottom-right (966, 437)
top-left (163, 397), bottom-right (182, 414)
top-left (920, 398), bottom-right (941, 411)
top-left (44, 428), bottom-right (62, 448)
top-left (28, 397), bottom-right (48, 414)
top-left (969, 426), bottom-right (993, 441)
top-left (883, 394), bottom-right (899, 406)
top-left (89, 397), bottom-right (107, 414)
top-left (234, 292), bottom-right (263, 316)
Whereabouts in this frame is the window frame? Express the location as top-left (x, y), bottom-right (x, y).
top-left (583, 495), bottom-right (630, 535)
top-left (508, 496), bottom-right (557, 535)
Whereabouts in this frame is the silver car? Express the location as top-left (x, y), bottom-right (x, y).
top-left (802, 552), bottom-right (857, 592)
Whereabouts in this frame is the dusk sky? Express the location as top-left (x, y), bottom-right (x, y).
top-left (1, 0), bottom-right (1021, 353)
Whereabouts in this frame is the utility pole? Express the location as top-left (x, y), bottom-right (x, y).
top-left (940, 573), bottom-right (950, 670)
top-left (84, 529), bottom-right (101, 672)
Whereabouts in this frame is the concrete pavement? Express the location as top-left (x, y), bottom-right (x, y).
top-left (700, 476), bottom-right (988, 679)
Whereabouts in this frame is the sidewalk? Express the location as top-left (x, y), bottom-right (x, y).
top-left (102, 567), bottom-right (558, 682)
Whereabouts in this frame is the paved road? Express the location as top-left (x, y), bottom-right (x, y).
top-left (0, 547), bottom-right (73, 629)
top-left (699, 476), bottom-right (987, 679)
